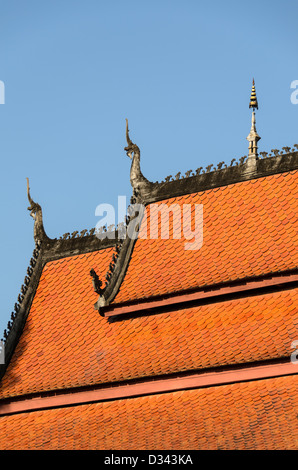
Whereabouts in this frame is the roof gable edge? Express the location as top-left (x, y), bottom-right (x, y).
top-left (140, 151), bottom-right (298, 205)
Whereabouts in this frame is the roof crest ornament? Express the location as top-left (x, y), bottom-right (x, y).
top-left (124, 119), bottom-right (152, 203)
top-left (26, 178), bottom-right (49, 243)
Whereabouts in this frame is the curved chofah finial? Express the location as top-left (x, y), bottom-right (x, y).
top-left (124, 119), bottom-right (151, 201)
top-left (26, 178), bottom-right (48, 243)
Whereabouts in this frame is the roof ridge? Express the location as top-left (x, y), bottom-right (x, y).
top-left (140, 149), bottom-right (298, 205)
top-left (121, 121), bottom-right (298, 205)
top-left (159, 145), bottom-right (298, 184)
top-left (122, 120), bottom-right (298, 205)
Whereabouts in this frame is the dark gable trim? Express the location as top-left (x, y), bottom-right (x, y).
top-left (0, 242), bottom-right (44, 382)
top-left (42, 232), bottom-right (118, 263)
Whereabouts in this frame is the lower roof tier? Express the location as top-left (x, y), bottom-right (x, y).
top-left (0, 374), bottom-right (297, 450)
top-left (0, 250), bottom-right (296, 398)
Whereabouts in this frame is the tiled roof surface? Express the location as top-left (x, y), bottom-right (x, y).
top-left (113, 171), bottom-right (298, 304)
top-left (0, 167), bottom-right (297, 454)
top-left (0, 242), bottom-right (296, 399)
top-left (0, 375), bottom-right (297, 449)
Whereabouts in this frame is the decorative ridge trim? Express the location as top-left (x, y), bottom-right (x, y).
top-left (41, 229), bottom-right (119, 263)
top-left (158, 145), bottom-right (298, 184)
top-left (0, 240), bottom-right (44, 381)
top-left (121, 125), bottom-right (296, 204)
top-left (139, 149), bottom-right (298, 205)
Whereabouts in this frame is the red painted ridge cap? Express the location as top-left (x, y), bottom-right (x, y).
top-left (0, 360), bottom-right (297, 416)
top-left (104, 272), bottom-right (298, 317)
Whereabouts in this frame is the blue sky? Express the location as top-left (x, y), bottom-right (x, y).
top-left (0, 0), bottom-right (297, 334)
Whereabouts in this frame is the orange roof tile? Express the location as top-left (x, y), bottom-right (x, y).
top-left (113, 171), bottom-right (298, 304)
top-left (0, 238), bottom-right (296, 399)
top-left (0, 375), bottom-right (297, 449)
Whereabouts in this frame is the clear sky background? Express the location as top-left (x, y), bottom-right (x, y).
top-left (0, 0), bottom-right (297, 335)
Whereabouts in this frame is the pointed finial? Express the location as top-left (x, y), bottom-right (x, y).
top-left (249, 78), bottom-right (258, 110)
top-left (124, 118), bottom-right (138, 160)
top-left (247, 79), bottom-right (261, 160)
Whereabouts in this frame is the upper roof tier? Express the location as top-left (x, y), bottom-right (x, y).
top-left (110, 170), bottom-right (297, 307)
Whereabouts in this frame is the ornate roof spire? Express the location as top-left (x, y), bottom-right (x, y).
top-left (249, 78), bottom-right (258, 110)
top-left (247, 79), bottom-right (261, 160)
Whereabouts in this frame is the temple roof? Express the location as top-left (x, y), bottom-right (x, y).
top-left (0, 147), bottom-right (297, 395)
top-left (0, 118), bottom-right (297, 449)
